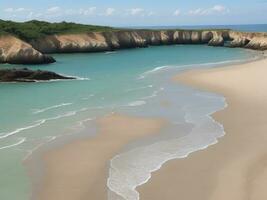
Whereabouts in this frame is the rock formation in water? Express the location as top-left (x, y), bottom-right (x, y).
top-left (0, 30), bottom-right (267, 65)
top-left (0, 68), bottom-right (75, 82)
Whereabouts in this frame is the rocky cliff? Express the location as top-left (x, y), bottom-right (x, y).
top-left (228, 31), bottom-right (267, 50)
top-left (29, 30), bottom-right (267, 54)
top-left (0, 35), bottom-right (55, 64)
top-left (0, 30), bottom-right (267, 65)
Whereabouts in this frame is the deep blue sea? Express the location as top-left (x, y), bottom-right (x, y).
top-left (0, 44), bottom-right (261, 200)
top-left (127, 24), bottom-right (267, 32)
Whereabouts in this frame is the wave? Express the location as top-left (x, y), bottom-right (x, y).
top-left (138, 66), bottom-right (169, 79)
top-left (0, 104), bottom-right (102, 140)
top-left (139, 56), bottom-right (260, 79)
top-left (73, 76), bottom-right (91, 81)
top-left (105, 51), bottom-right (117, 55)
top-left (82, 94), bottom-right (95, 100)
top-left (36, 111), bottom-right (78, 124)
top-left (0, 121), bottom-right (46, 140)
top-left (140, 87), bottom-right (164, 100)
top-left (144, 66), bottom-right (169, 74)
top-left (76, 118), bottom-right (95, 129)
top-left (125, 85), bottom-right (153, 92)
top-left (107, 116), bottom-right (226, 200)
top-left (107, 91), bottom-right (227, 200)
top-left (127, 101), bottom-right (146, 107)
top-left (33, 74), bottom-right (90, 83)
top-left (0, 138), bottom-right (26, 150)
top-left (32, 103), bottom-right (73, 114)
top-left (23, 135), bottom-right (59, 161)
top-left (0, 111), bottom-right (78, 140)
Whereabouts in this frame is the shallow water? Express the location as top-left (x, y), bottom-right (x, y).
top-left (0, 45), bottom-right (259, 200)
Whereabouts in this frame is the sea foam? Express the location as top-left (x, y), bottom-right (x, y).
top-left (127, 101), bottom-right (146, 107)
top-left (0, 111), bottom-right (79, 140)
top-left (0, 138), bottom-right (26, 150)
top-left (107, 86), bottom-right (227, 200)
top-left (33, 103), bottom-right (73, 114)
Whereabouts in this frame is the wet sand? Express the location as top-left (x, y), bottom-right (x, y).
top-left (35, 114), bottom-right (165, 200)
top-left (138, 57), bottom-right (267, 200)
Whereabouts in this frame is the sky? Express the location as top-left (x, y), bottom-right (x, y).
top-left (1, 0), bottom-right (267, 26)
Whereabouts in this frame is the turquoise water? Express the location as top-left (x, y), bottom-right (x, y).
top-left (0, 45), bottom-right (258, 200)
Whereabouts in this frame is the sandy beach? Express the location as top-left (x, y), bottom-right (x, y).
top-left (33, 56), bottom-right (267, 200)
top-left (34, 114), bottom-right (165, 200)
top-left (139, 56), bottom-right (267, 199)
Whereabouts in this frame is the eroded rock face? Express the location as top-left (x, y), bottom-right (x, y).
top-left (208, 36), bottom-right (224, 46)
top-left (28, 30), bottom-right (267, 56)
top-left (34, 30), bottom-right (258, 54)
top-left (229, 31), bottom-right (267, 50)
top-left (201, 31), bottom-right (214, 43)
top-left (208, 32), bottom-right (225, 46)
top-left (0, 36), bottom-right (55, 64)
top-left (229, 38), bottom-right (250, 48)
top-left (1, 30), bottom-right (267, 65)
top-left (245, 38), bottom-right (267, 50)
top-left (0, 68), bottom-right (74, 82)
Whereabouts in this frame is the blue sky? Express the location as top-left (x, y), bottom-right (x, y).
top-left (1, 0), bottom-right (267, 26)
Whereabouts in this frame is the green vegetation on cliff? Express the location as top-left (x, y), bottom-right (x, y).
top-left (0, 20), bottom-right (115, 41)
top-left (0, 19), bottom-right (232, 42)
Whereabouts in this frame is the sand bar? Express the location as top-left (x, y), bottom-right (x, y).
top-left (35, 114), bottom-right (165, 200)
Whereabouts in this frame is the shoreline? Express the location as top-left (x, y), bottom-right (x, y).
top-left (31, 114), bottom-right (165, 200)
top-left (27, 50), bottom-right (265, 200)
top-left (138, 55), bottom-right (267, 199)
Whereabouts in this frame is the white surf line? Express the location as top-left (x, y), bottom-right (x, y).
top-left (105, 51), bottom-right (117, 54)
top-left (33, 74), bottom-right (91, 83)
top-left (73, 76), bottom-right (91, 81)
top-left (82, 94), bottom-right (95, 100)
top-left (143, 66), bottom-right (170, 74)
top-left (0, 110), bottom-right (81, 140)
top-left (23, 136), bottom-right (59, 161)
top-left (0, 121), bottom-right (45, 139)
top-left (32, 102), bottom-right (73, 114)
top-left (78, 118), bottom-right (95, 127)
top-left (127, 101), bottom-right (147, 107)
top-left (140, 87), bottom-right (165, 100)
top-left (138, 66), bottom-right (170, 79)
top-left (125, 85), bottom-right (153, 92)
top-left (0, 138), bottom-right (26, 150)
top-left (107, 92), bottom-right (227, 200)
top-left (138, 57), bottom-right (259, 80)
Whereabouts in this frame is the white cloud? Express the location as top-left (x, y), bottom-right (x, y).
top-left (188, 8), bottom-right (207, 16)
top-left (79, 7), bottom-right (97, 15)
top-left (212, 5), bottom-right (227, 12)
top-left (4, 7), bottom-right (27, 12)
top-left (188, 5), bottom-right (229, 16)
top-left (104, 8), bottom-right (115, 16)
top-left (47, 6), bottom-right (61, 14)
top-left (16, 8), bottom-right (26, 12)
top-left (65, 8), bottom-right (96, 16)
top-left (126, 8), bottom-right (155, 16)
top-left (128, 8), bottom-right (145, 16)
top-left (49, 7), bottom-right (97, 17)
top-left (173, 9), bottom-right (181, 16)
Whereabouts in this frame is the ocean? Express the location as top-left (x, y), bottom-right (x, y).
top-left (0, 44), bottom-right (260, 200)
top-left (127, 24), bottom-right (267, 32)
